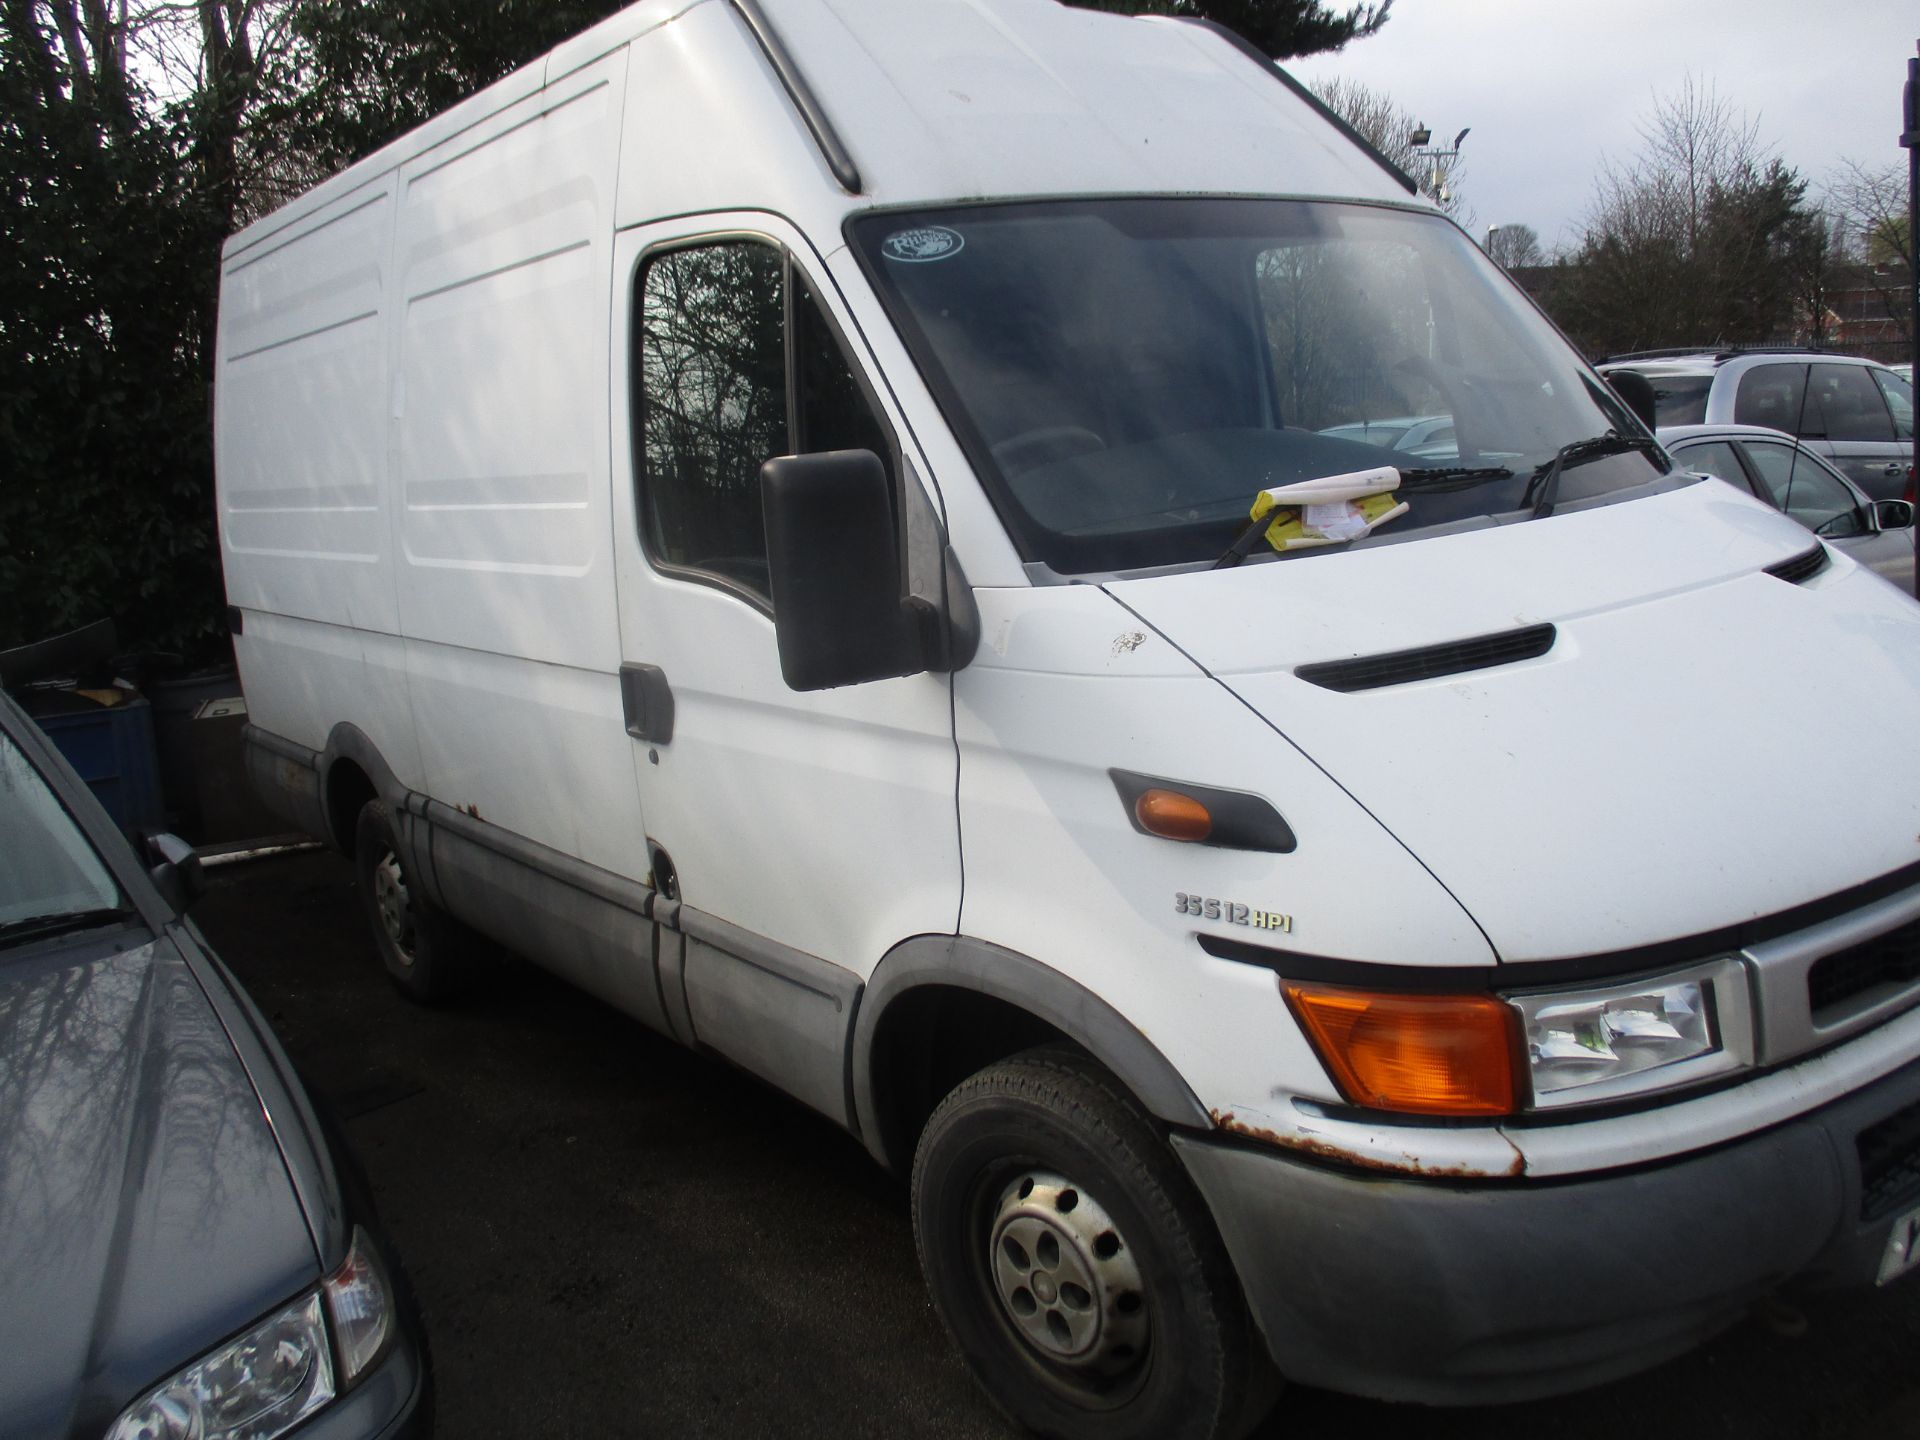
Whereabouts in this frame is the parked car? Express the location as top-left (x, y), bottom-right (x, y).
top-left (214, 1), bottom-right (1920, 1435)
top-left (1317, 414), bottom-right (1457, 457)
top-left (1599, 348), bottom-right (1915, 500)
top-left (0, 688), bottom-right (431, 1440)
top-left (1659, 422), bottom-right (1915, 590)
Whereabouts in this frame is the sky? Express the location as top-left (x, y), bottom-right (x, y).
top-left (1287, 1), bottom-right (1919, 254)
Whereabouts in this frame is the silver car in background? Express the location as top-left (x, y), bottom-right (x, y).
top-left (1604, 350), bottom-right (1914, 500)
top-left (1659, 422), bottom-right (1915, 590)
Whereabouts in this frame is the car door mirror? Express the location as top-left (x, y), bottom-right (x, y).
top-left (1604, 370), bottom-right (1659, 434)
top-left (144, 831), bottom-right (205, 912)
top-left (1871, 498), bottom-right (1915, 532)
top-left (761, 449), bottom-right (930, 691)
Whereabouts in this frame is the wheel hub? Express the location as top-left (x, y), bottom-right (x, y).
top-left (372, 850), bottom-right (415, 966)
top-left (987, 1170), bottom-right (1147, 1371)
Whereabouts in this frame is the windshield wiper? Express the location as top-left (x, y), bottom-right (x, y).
top-left (1523, 431), bottom-right (1663, 519)
top-left (0, 907), bottom-right (128, 948)
top-left (1394, 465), bottom-right (1514, 492)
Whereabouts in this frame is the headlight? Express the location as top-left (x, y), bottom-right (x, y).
top-left (105, 1293), bottom-right (333, 1440)
top-left (107, 1227), bottom-right (396, 1440)
top-left (1285, 958), bottom-right (1755, 1117)
top-left (1506, 957), bottom-right (1754, 1109)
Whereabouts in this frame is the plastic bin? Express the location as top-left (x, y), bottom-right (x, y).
top-left (30, 698), bottom-right (164, 837)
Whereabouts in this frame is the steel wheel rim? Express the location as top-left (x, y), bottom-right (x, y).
top-left (985, 1169), bottom-right (1148, 1375)
top-left (372, 849), bottom-right (415, 966)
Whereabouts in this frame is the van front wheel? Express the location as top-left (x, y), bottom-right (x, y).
top-left (354, 800), bottom-right (467, 1004)
top-left (911, 1048), bottom-right (1267, 1440)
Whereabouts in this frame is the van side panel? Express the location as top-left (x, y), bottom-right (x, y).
top-left (217, 183), bottom-right (418, 764)
top-left (389, 51), bottom-right (644, 874)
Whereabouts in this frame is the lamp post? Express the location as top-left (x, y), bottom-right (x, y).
top-left (1486, 224), bottom-right (1502, 264)
top-left (1410, 123), bottom-right (1470, 206)
top-left (1901, 42), bottom-right (1918, 600)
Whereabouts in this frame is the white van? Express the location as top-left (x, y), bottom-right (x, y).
top-left (214, 1), bottom-right (1920, 1434)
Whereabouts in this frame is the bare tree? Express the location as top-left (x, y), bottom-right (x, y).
top-left (1549, 77), bottom-right (1815, 356)
top-left (1485, 224), bottom-right (1544, 269)
top-left (1824, 159), bottom-right (1914, 349)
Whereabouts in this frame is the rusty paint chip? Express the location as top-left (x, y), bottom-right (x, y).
top-left (1209, 1109), bottom-right (1522, 1179)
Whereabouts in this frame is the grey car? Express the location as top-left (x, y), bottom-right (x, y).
top-left (0, 690), bottom-right (431, 1440)
top-left (1658, 422), bottom-right (1916, 591)
top-left (1602, 350), bottom-right (1915, 500)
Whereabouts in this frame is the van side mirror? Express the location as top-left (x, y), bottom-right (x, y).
top-left (762, 450), bottom-right (929, 691)
top-left (1871, 498), bottom-right (1915, 531)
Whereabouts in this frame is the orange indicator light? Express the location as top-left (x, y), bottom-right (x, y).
top-left (1283, 983), bottom-right (1522, 1116)
top-left (1135, 788), bottom-right (1212, 842)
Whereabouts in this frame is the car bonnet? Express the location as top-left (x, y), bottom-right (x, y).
top-left (0, 927), bottom-right (318, 1440)
top-left (1108, 479), bottom-right (1920, 963)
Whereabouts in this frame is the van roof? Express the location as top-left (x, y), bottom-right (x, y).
top-left (225, 0), bottom-right (1429, 260)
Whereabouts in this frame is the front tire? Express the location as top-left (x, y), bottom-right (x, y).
top-left (912, 1048), bottom-right (1268, 1440)
top-left (354, 799), bottom-right (469, 1004)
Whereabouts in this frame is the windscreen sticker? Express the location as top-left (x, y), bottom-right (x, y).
top-left (882, 226), bottom-right (965, 263)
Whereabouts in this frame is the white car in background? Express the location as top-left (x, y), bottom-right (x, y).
top-left (1659, 422), bottom-right (1915, 590)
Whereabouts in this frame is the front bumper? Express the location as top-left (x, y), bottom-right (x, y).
top-left (1175, 1053), bottom-right (1920, 1405)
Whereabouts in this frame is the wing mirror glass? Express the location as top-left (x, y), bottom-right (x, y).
top-left (1871, 498), bottom-right (1914, 532)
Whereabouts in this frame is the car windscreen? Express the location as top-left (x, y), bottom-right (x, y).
top-left (0, 730), bottom-right (123, 942)
top-left (851, 199), bottom-right (1662, 574)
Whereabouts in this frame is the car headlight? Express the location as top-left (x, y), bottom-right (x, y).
top-left (1286, 958), bottom-right (1755, 1117)
top-left (1506, 957), bottom-right (1754, 1109)
top-left (107, 1227), bottom-right (395, 1440)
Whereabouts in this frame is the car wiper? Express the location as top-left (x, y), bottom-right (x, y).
top-left (1394, 465), bottom-right (1515, 491)
top-left (0, 907), bottom-right (129, 947)
top-left (1522, 432), bottom-right (1663, 519)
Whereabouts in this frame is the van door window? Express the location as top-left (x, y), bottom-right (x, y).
top-left (638, 242), bottom-right (787, 600)
top-left (636, 243), bottom-right (893, 605)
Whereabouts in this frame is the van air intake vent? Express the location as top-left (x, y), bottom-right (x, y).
top-left (1294, 624), bottom-right (1557, 693)
top-left (1764, 545), bottom-right (1829, 585)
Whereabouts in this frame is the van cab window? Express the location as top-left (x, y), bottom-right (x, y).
top-left (854, 198), bottom-right (1659, 574)
top-left (637, 241), bottom-right (892, 602)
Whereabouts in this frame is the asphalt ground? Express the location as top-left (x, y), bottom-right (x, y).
top-left (198, 849), bottom-right (1920, 1439)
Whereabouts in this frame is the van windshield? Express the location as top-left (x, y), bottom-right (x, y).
top-left (851, 199), bottom-right (1667, 574)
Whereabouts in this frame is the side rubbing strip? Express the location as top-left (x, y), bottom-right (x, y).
top-left (1295, 624), bottom-right (1557, 694)
top-left (1174, 17), bottom-right (1420, 197)
top-left (1764, 545), bottom-right (1830, 586)
top-left (729, 0), bottom-right (863, 195)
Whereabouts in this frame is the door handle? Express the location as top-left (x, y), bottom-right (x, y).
top-left (620, 663), bottom-right (675, 744)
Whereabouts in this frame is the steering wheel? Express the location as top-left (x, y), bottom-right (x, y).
top-left (990, 426), bottom-right (1106, 473)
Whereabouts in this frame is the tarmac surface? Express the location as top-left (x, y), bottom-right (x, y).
top-left (198, 848), bottom-right (1920, 1439)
